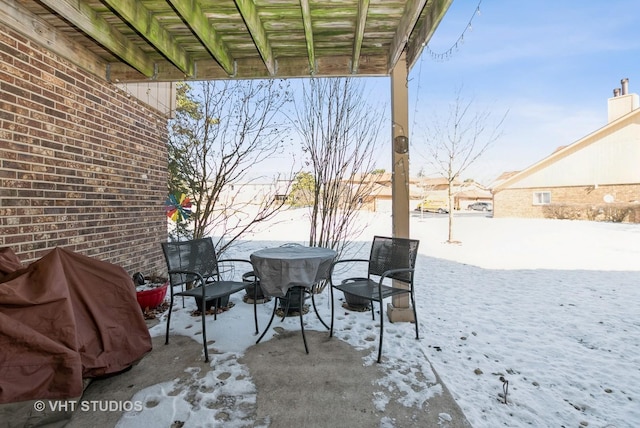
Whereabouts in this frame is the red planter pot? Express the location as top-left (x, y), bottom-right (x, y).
top-left (136, 281), bottom-right (168, 310)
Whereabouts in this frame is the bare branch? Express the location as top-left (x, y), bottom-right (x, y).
top-left (415, 87), bottom-right (508, 242)
top-left (290, 77), bottom-right (384, 257)
top-left (168, 80), bottom-right (294, 254)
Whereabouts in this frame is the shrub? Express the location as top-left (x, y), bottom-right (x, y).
top-left (544, 203), bottom-right (636, 223)
top-left (542, 204), bottom-right (582, 220)
top-left (586, 204), bottom-right (632, 223)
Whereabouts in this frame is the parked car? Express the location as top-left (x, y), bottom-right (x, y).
top-left (467, 202), bottom-right (492, 211)
top-left (415, 199), bottom-right (449, 214)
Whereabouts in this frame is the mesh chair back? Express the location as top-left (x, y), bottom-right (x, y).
top-left (161, 238), bottom-right (220, 287)
top-left (368, 236), bottom-right (419, 284)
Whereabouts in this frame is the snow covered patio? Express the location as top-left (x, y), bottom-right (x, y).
top-left (6, 211), bottom-right (638, 427)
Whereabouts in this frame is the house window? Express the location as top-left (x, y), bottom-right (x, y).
top-left (533, 191), bottom-right (551, 205)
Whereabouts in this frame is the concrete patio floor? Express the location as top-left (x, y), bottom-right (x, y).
top-left (4, 321), bottom-right (471, 427)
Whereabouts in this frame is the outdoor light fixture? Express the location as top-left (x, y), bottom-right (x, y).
top-left (394, 135), bottom-right (408, 154)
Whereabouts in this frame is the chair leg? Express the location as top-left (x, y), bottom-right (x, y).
top-left (201, 297), bottom-right (209, 363)
top-left (377, 299), bottom-right (384, 363)
top-left (165, 293), bottom-right (174, 345)
top-left (298, 287), bottom-right (309, 354)
top-left (329, 285), bottom-right (335, 338)
top-left (253, 281), bottom-right (259, 335)
top-left (256, 297), bottom-right (278, 344)
top-left (411, 292), bottom-right (419, 340)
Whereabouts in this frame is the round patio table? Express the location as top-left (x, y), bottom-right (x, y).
top-left (250, 244), bottom-right (337, 354)
top-left (250, 245), bottom-right (336, 298)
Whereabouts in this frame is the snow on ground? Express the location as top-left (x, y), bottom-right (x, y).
top-left (119, 209), bottom-right (640, 427)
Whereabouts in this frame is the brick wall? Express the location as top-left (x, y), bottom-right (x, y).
top-left (0, 24), bottom-right (168, 276)
top-left (494, 184), bottom-right (640, 222)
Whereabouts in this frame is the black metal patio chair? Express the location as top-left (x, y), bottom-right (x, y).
top-left (161, 237), bottom-right (258, 362)
top-left (329, 235), bottom-right (420, 363)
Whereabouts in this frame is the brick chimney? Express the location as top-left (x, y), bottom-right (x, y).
top-left (621, 77), bottom-right (629, 95)
top-left (608, 78), bottom-right (639, 123)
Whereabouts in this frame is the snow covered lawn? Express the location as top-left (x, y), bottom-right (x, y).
top-left (122, 211), bottom-right (640, 427)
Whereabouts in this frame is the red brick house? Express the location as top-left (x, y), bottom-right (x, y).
top-left (0, 25), bottom-right (169, 273)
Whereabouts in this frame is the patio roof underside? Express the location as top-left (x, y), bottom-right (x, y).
top-left (5, 0), bottom-right (452, 83)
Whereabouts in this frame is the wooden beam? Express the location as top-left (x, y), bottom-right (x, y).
top-left (299, 0), bottom-right (316, 74)
top-left (387, 0), bottom-right (428, 73)
top-left (0, 0), bottom-right (108, 79)
top-left (351, 0), bottom-right (370, 74)
top-left (406, 0), bottom-right (453, 71)
top-left (102, 0), bottom-right (194, 77)
top-left (234, 0), bottom-right (277, 75)
top-left (39, 0), bottom-right (156, 77)
top-left (390, 53), bottom-right (410, 238)
top-left (389, 53), bottom-right (413, 325)
top-left (107, 54), bottom-right (390, 82)
top-left (166, 0), bottom-right (235, 76)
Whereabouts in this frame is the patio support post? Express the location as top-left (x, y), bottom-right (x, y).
top-left (388, 52), bottom-right (415, 323)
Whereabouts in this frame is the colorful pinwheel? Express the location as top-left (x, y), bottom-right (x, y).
top-left (165, 193), bottom-right (192, 222)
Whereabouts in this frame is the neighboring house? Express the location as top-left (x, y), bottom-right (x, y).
top-left (336, 172), bottom-right (424, 213)
top-left (232, 172), bottom-right (494, 214)
top-left (488, 171), bottom-right (520, 189)
top-left (368, 182), bottom-right (393, 212)
top-left (492, 78), bottom-right (640, 223)
top-left (454, 181), bottom-right (493, 210)
top-left (345, 172), bottom-right (394, 212)
top-left (410, 177), bottom-right (453, 212)
top-left (412, 177), bottom-right (492, 211)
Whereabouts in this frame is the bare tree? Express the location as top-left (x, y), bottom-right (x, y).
top-left (418, 89), bottom-right (507, 243)
top-left (291, 77), bottom-right (383, 257)
top-left (168, 80), bottom-right (293, 255)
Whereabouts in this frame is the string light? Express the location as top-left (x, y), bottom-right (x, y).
top-left (425, 1), bottom-right (482, 62)
top-left (409, 1), bottom-right (482, 144)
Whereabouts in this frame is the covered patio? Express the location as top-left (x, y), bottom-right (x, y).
top-left (1, 0), bottom-right (452, 274)
top-left (1, 263), bottom-right (470, 427)
top-left (0, 1), bottom-right (470, 426)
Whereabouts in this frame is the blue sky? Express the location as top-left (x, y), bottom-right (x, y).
top-left (402, 0), bottom-right (640, 184)
top-left (256, 1), bottom-right (640, 185)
